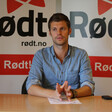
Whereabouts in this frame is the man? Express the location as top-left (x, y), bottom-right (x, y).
top-left (26, 13), bottom-right (95, 101)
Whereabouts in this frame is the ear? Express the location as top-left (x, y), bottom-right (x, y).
top-left (49, 30), bottom-right (52, 36)
top-left (69, 28), bottom-right (72, 35)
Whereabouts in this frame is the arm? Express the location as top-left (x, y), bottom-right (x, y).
top-left (72, 85), bottom-right (92, 98)
top-left (64, 81), bottom-right (92, 100)
top-left (26, 50), bottom-right (56, 98)
top-left (28, 85), bottom-right (57, 99)
top-left (27, 83), bottom-right (65, 100)
top-left (59, 50), bottom-right (94, 100)
top-left (67, 50), bottom-right (94, 99)
top-left (79, 50), bottom-right (95, 95)
top-left (26, 50), bottom-right (66, 100)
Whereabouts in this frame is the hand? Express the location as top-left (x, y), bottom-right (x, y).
top-left (55, 83), bottom-right (65, 100)
top-left (63, 81), bottom-right (73, 101)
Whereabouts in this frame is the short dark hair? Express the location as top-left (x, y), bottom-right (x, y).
top-left (48, 13), bottom-right (71, 30)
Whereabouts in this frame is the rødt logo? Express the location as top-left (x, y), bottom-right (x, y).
top-left (70, 0), bottom-right (112, 38)
top-left (7, 0), bottom-right (45, 13)
top-left (98, 0), bottom-right (112, 15)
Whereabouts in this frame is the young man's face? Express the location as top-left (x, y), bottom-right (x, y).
top-left (49, 21), bottom-right (71, 46)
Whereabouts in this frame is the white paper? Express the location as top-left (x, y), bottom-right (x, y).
top-left (48, 95), bottom-right (82, 104)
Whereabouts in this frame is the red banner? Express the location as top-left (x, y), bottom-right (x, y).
top-left (89, 56), bottom-right (112, 77)
top-left (0, 55), bottom-right (112, 77)
top-left (0, 54), bottom-right (33, 75)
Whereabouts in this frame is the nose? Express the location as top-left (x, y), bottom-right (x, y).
top-left (57, 29), bottom-right (61, 35)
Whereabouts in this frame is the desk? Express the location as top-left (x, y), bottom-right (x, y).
top-left (0, 94), bottom-right (112, 112)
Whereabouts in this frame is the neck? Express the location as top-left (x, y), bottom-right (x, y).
top-left (53, 44), bottom-right (69, 63)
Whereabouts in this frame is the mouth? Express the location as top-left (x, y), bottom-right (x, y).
top-left (56, 36), bottom-right (64, 40)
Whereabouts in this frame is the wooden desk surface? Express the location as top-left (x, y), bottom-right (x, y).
top-left (0, 94), bottom-right (112, 112)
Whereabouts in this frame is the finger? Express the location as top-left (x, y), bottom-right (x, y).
top-left (56, 83), bottom-right (63, 93)
top-left (65, 86), bottom-right (71, 92)
top-left (57, 93), bottom-right (62, 101)
top-left (68, 86), bottom-right (71, 91)
top-left (56, 83), bottom-right (59, 92)
top-left (64, 81), bottom-right (68, 90)
top-left (60, 83), bottom-right (65, 88)
top-left (65, 81), bottom-right (68, 87)
top-left (56, 83), bottom-right (60, 89)
top-left (65, 81), bottom-right (68, 84)
top-left (66, 92), bottom-right (72, 101)
top-left (68, 97), bottom-right (71, 102)
top-left (65, 92), bottom-right (71, 101)
top-left (65, 86), bottom-right (72, 99)
top-left (66, 92), bottom-right (72, 96)
top-left (57, 93), bottom-right (61, 97)
top-left (56, 83), bottom-right (59, 87)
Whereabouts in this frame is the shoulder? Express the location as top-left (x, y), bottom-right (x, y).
top-left (34, 46), bottom-right (52, 57)
top-left (70, 45), bottom-right (87, 55)
top-left (70, 45), bottom-right (90, 63)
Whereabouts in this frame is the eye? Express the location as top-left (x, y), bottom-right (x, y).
top-left (52, 28), bottom-right (57, 31)
top-left (61, 27), bottom-right (65, 31)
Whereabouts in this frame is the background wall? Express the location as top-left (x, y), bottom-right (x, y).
top-left (62, 0), bottom-right (112, 96)
top-left (0, 0), bottom-right (112, 96)
top-left (0, 0), bottom-right (56, 94)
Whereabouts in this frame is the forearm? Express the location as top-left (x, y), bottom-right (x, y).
top-left (27, 85), bottom-right (57, 99)
top-left (74, 85), bottom-right (92, 98)
top-left (64, 83), bottom-right (92, 100)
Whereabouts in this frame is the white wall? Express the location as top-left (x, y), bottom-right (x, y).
top-left (62, 0), bottom-right (112, 96)
top-left (0, 0), bottom-right (112, 96)
top-left (0, 0), bottom-right (56, 94)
